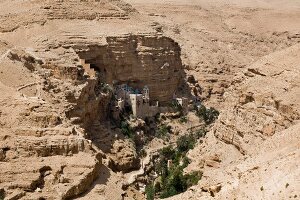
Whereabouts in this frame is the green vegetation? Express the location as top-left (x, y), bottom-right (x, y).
top-left (156, 124), bottom-right (171, 139)
top-left (120, 120), bottom-right (134, 139)
top-left (170, 100), bottom-right (184, 116)
top-left (99, 82), bottom-right (113, 93)
top-left (140, 149), bottom-right (147, 158)
top-left (195, 105), bottom-right (219, 125)
top-left (0, 190), bottom-right (4, 200)
top-left (153, 144), bottom-right (202, 199)
top-left (179, 116), bottom-right (188, 123)
top-left (145, 183), bottom-right (155, 200)
top-left (171, 100), bottom-right (183, 113)
top-left (159, 167), bottom-right (187, 198)
top-left (194, 128), bottom-right (207, 138)
top-left (146, 130), bottom-right (205, 199)
top-left (176, 129), bottom-right (207, 153)
top-left (176, 134), bottom-right (196, 153)
top-left (184, 171), bottom-right (203, 188)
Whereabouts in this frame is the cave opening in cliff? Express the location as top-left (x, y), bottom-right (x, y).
top-left (75, 34), bottom-right (187, 106)
top-left (90, 63), bottom-right (98, 70)
top-left (69, 35), bottom-right (207, 200)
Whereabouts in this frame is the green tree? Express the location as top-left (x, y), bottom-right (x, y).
top-left (179, 116), bottom-right (188, 123)
top-left (0, 190), bottom-right (4, 200)
top-left (195, 105), bottom-right (219, 124)
top-left (146, 183), bottom-right (155, 200)
top-left (157, 124), bottom-right (171, 139)
top-left (176, 134), bottom-right (196, 153)
top-left (184, 171), bottom-right (202, 188)
top-left (120, 120), bottom-right (133, 138)
top-left (204, 107), bottom-right (219, 124)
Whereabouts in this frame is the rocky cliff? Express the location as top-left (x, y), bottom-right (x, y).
top-left (0, 0), bottom-right (137, 33)
top-left (75, 34), bottom-right (184, 104)
top-left (1, 0), bottom-right (299, 199)
top-left (0, 48), bottom-right (103, 199)
top-left (174, 43), bottom-right (300, 200)
top-left (0, 29), bottom-right (186, 198)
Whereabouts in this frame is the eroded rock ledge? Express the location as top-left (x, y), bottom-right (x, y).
top-left (75, 34), bottom-right (185, 104)
top-left (0, 33), bottom-right (186, 199)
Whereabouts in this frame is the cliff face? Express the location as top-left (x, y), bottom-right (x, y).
top-left (76, 35), bottom-right (184, 104)
top-left (212, 44), bottom-right (300, 154)
top-left (178, 44), bottom-right (300, 200)
top-left (0, 48), bottom-right (102, 200)
top-left (0, 32), bottom-right (186, 199)
top-left (1, 0), bottom-right (299, 199)
top-left (0, 0), bottom-right (137, 33)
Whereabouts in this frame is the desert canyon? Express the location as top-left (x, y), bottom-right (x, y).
top-left (0, 0), bottom-right (299, 200)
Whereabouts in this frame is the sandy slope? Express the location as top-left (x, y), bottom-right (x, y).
top-left (168, 43), bottom-right (300, 200)
top-left (126, 0), bottom-right (300, 107)
top-left (0, 0), bottom-right (299, 199)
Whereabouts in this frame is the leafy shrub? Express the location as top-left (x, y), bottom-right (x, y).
top-left (176, 134), bottom-right (196, 153)
top-left (179, 116), bottom-right (188, 123)
top-left (160, 146), bottom-right (175, 157)
top-left (159, 165), bottom-right (202, 199)
top-left (181, 156), bottom-right (190, 168)
top-left (0, 190), bottom-right (4, 200)
top-left (99, 82), bottom-right (113, 93)
top-left (120, 120), bottom-right (133, 138)
top-left (184, 171), bottom-right (202, 188)
top-left (171, 100), bottom-right (183, 116)
top-left (160, 167), bottom-right (185, 198)
top-left (205, 107), bottom-right (220, 124)
top-left (156, 124), bottom-right (171, 139)
top-left (139, 149), bottom-right (147, 158)
top-left (146, 183), bottom-right (155, 200)
top-left (154, 181), bottom-right (161, 192)
top-left (155, 146), bottom-right (176, 177)
top-left (194, 128), bottom-right (207, 138)
top-left (160, 185), bottom-right (177, 199)
top-left (154, 141), bottom-right (202, 199)
top-left (195, 105), bottom-right (219, 124)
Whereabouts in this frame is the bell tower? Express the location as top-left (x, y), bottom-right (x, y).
top-left (143, 86), bottom-right (149, 99)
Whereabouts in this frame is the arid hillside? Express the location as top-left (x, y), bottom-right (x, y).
top-left (168, 43), bottom-right (300, 200)
top-left (0, 0), bottom-right (299, 200)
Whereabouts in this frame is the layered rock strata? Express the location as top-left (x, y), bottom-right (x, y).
top-left (75, 34), bottom-right (185, 104)
top-left (0, 31), bottom-right (186, 199)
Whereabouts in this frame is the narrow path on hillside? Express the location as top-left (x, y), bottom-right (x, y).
top-left (125, 141), bottom-right (177, 185)
top-left (0, 49), bottom-right (11, 62)
top-left (125, 146), bottom-right (161, 185)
